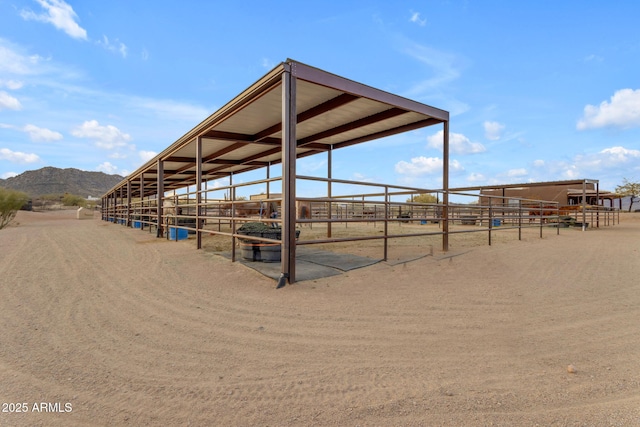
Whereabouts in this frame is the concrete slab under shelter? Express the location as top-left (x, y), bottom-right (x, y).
top-left (217, 246), bottom-right (382, 283)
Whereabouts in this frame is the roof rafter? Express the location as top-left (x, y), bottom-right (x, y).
top-left (297, 107), bottom-right (409, 146)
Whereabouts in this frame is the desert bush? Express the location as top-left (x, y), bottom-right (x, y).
top-left (407, 193), bottom-right (438, 204)
top-left (0, 188), bottom-right (29, 230)
top-left (62, 193), bottom-right (87, 207)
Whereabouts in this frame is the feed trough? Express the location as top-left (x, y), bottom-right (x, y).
top-left (237, 222), bottom-right (300, 263)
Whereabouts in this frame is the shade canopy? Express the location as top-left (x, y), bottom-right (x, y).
top-left (105, 59), bottom-right (449, 199)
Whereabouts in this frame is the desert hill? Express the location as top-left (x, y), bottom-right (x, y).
top-left (0, 166), bottom-right (123, 198)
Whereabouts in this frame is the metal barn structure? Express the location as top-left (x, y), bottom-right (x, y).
top-left (102, 59), bottom-right (451, 285)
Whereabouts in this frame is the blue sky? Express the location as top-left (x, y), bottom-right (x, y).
top-left (1, 0), bottom-right (640, 194)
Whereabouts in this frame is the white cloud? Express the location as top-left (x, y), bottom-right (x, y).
top-left (139, 150), bottom-right (157, 163)
top-left (467, 172), bottom-right (486, 183)
top-left (533, 145), bottom-right (640, 183)
top-left (396, 156), bottom-right (441, 175)
top-left (97, 35), bottom-right (128, 58)
top-left (577, 88), bottom-right (640, 130)
top-left (0, 148), bottom-right (41, 164)
top-left (261, 58), bottom-right (275, 69)
top-left (0, 91), bottom-right (22, 110)
top-left (395, 156), bottom-right (463, 176)
top-left (351, 172), bottom-right (376, 183)
top-left (563, 165), bottom-right (580, 179)
top-left (1, 171), bottom-right (18, 179)
top-left (483, 121), bottom-right (505, 141)
top-left (129, 97), bottom-right (210, 123)
top-left (506, 168), bottom-right (528, 178)
top-left (599, 146), bottom-right (640, 162)
top-left (23, 124), bottom-right (63, 142)
top-left (0, 39), bottom-right (206, 121)
top-left (96, 161), bottom-right (118, 174)
top-left (409, 11), bottom-right (427, 26)
top-left (401, 41), bottom-right (461, 96)
top-left (71, 120), bottom-right (131, 149)
top-left (206, 178), bottom-right (230, 189)
top-left (427, 130), bottom-right (486, 155)
top-left (0, 39), bottom-right (46, 75)
top-left (0, 79), bottom-right (24, 90)
top-left (576, 146), bottom-right (640, 170)
top-left (20, 0), bottom-right (87, 40)
top-left (97, 162), bottom-right (129, 176)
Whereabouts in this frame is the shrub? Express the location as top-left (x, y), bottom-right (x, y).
top-left (0, 188), bottom-right (29, 230)
top-left (407, 193), bottom-right (438, 204)
top-left (62, 193), bottom-right (87, 207)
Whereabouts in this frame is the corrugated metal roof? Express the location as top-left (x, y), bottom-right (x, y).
top-left (104, 59), bottom-right (448, 198)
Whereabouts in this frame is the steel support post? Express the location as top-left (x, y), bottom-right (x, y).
top-left (582, 180), bottom-right (587, 231)
top-left (196, 136), bottom-right (203, 249)
top-left (383, 186), bottom-right (388, 260)
top-left (280, 68), bottom-right (297, 286)
top-left (126, 180), bottom-right (131, 227)
top-left (119, 186), bottom-right (124, 225)
top-left (488, 197), bottom-right (493, 246)
top-left (231, 179), bottom-right (236, 262)
top-left (596, 181), bottom-right (600, 228)
top-left (327, 147), bottom-right (332, 239)
top-left (442, 121), bottom-right (450, 252)
top-left (139, 173), bottom-right (144, 230)
top-left (157, 159), bottom-right (164, 238)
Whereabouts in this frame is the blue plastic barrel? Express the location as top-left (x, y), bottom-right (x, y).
top-left (169, 227), bottom-right (188, 240)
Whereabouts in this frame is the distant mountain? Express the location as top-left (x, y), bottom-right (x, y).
top-left (0, 167), bottom-right (123, 198)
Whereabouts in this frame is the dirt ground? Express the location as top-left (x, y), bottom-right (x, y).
top-left (1, 209), bottom-right (639, 426)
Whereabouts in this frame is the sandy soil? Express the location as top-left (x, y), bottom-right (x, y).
top-left (1, 209), bottom-right (639, 426)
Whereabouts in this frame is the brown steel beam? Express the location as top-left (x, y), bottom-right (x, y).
top-left (203, 142), bottom-right (247, 161)
top-left (164, 156), bottom-right (196, 163)
top-left (200, 131), bottom-right (281, 147)
top-left (255, 93), bottom-right (359, 141)
top-left (290, 60), bottom-right (449, 122)
top-left (297, 108), bottom-right (408, 146)
top-left (332, 118), bottom-right (442, 150)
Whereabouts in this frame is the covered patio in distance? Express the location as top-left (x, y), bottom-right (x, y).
top-left (101, 59), bottom-right (451, 286)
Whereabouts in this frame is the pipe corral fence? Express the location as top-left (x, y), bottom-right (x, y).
top-left (100, 59), bottom-right (620, 286)
top-left (102, 174), bottom-right (620, 284)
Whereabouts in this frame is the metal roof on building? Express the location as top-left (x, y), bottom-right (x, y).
top-left (105, 59), bottom-right (449, 199)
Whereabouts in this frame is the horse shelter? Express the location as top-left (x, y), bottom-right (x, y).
top-left (102, 60), bottom-right (620, 286)
top-left (101, 59), bottom-right (451, 286)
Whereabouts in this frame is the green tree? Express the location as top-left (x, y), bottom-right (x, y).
top-left (407, 193), bottom-right (438, 204)
top-left (615, 178), bottom-right (640, 212)
top-left (62, 193), bottom-right (87, 207)
top-left (0, 188), bottom-right (29, 230)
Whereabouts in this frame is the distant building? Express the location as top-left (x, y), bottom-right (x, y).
top-left (475, 180), bottom-right (622, 208)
